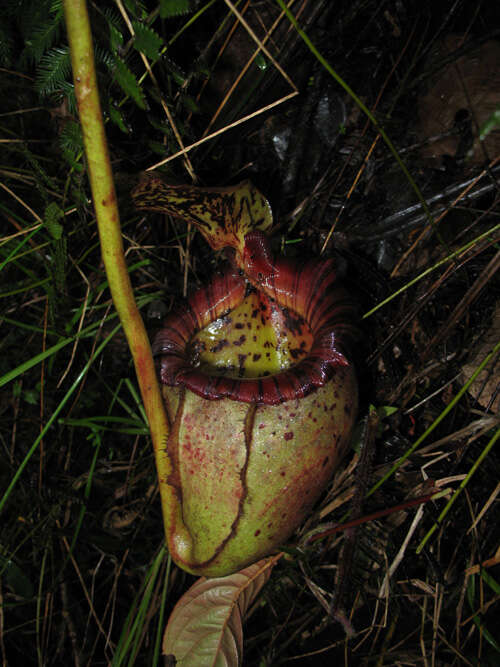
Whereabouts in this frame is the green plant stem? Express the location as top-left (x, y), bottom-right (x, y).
top-left (274, 0), bottom-right (439, 242)
top-left (363, 223), bottom-right (500, 318)
top-left (367, 338), bottom-right (500, 498)
top-left (62, 0), bottom-right (190, 553)
top-left (0, 324), bottom-right (121, 516)
top-left (416, 426), bottom-right (500, 553)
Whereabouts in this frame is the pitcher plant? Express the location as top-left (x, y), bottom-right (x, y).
top-left (132, 176), bottom-right (358, 576)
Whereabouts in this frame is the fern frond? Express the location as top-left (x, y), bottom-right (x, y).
top-left (35, 46), bottom-right (71, 96)
top-left (102, 6), bottom-right (124, 30)
top-left (36, 44), bottom-right (110, 110)
top-left (94, 46), bottom-right (114, 70)
top-left (159, 0), bottom-right (191, 19)
top-left (132, 21), bottom-right (164, 62)
top-left (20, 4), bottom-right (63, 66)
top-left (58, 81), bottom-right (77, 115)
top-left (59, 120), bottom-right (83, 165)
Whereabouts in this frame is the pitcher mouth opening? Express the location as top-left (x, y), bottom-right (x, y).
top-left (153, 260), bottom-right (357, 406)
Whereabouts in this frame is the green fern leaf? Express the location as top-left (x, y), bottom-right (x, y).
top-left (94, 46), bottom-right (114, 70)
top-left (44, 202), bottom-right (64, 240)
top-left (59, 120), bottom-right (83, 169)
top-left (59, 120), bottom-right (82, 152)
top-left (132, 21), bottom-right (164, 61)
top-left (35, 46), bottom-right (71, 96)
top-left (58, 81), bottom-right (77, 115)
top-left (21, 4), bottom-right (63, 66)
top-left (110, 57), bottom-right (147, 110)
top-left (159, 0), bottom-right (191, 19)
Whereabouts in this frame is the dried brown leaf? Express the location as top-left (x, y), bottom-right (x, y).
top-left (163, 555), bottom-right (280, 666)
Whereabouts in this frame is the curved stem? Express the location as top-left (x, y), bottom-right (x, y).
top-left (63, 0), bottom-right (190, 553)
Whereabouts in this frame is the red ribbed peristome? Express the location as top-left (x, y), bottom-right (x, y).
top-left (153, 240), bottom-right (357, 406)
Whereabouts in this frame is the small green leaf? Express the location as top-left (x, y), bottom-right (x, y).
top-left (375, 405), bottom-right (399, 419)
top-left (23, 388), bottom-right (39, 405)
top-left (467, 574), bottom-right (500, 654)
top-left (0, 553), bottom-right (34, 599)
top-left (159, 0), bottom-right (191, 19)
top-left (480, 108), bottom-right (500, 142)
top-left (179, 93), bottom-right (199, 113)
top-left (110, 57), bottom-right (147, 110)
top-left (108, 103), bottom-right (130, 134)
top-left (255, 52), bottom-right (267, 71)
top-left (124, 0), bottom-right (148, 19)
top-left (59, 119), bottom-right (83, 168)
top-left (12, 380), bottom-right (22, 399)
top-left (148, 117), bottom-right (174, 136)
top-left (102, 6), bottom-right (124, 53)
top-left (480, 568), bottom-right (500, 595)
top-left (132, 21), bottom-right (164, 61)
top-left (164, 57), bottom-right (187, 86)
top-left (109, 24), bottom-right (124, 53)
top-left (44, 202), bottom-right (64, 240)
top-left (148, 140), bottom-right (169, 156)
